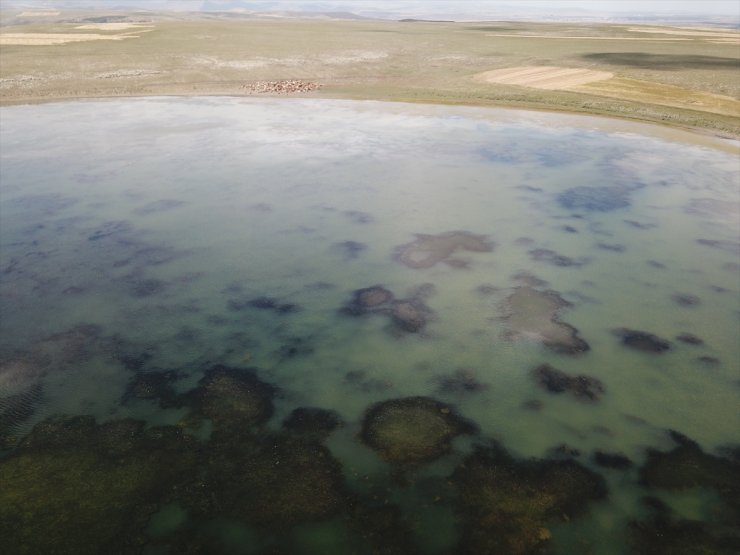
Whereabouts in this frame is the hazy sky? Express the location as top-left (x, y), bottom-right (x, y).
top-left (9, 0), bottom-right (740, 18)
top-left (506, 1), bottom-right (740, 14)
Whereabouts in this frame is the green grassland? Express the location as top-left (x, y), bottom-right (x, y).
top-left (1, 17), bottom-right (739, 137)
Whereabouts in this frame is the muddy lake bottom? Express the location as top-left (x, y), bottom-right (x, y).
top-left (0, 98), bottom-right (738, 554)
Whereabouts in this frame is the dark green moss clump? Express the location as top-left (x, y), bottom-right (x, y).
top-left (629, 495), bottom-right (740, 555)
top-left (122, 369), bottom-right (180, 408)
top-left (592, 450), bottom-right (633, 470)
top-left (450, 444), bottom-right (607, 554)
top-left (629, 514), bottom-right (740, 555)
top-left (0, 415), bottom-right (198, 555)
top-left (639, 431), bottom-right (740, 512)
top-left (180, 365), bottom-right (275, 434)
top-left (360, 396), bottom-right (475, 465)
top-left (282, 407), bottom-right (343, 441)
top-left (347, 504), bottom-right (420, 555)
top-left (202, 435), bottom-right (348, 528)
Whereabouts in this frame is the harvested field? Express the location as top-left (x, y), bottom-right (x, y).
top-left (17, 11), bottom-right (60, 17)
top-left (625, 26), bottom-right (740, 45)
top-left (474, 66), bottom-right (613, 90)
top-left (485, 33), bottom-right (692, 41)
top-left (0, 32), bottom-right (146, 45)
top-left (74, 23), bottom-right (152, 31)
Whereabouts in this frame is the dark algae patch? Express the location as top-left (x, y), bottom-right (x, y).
top-left (613, 328), bottom-right (672, 353)
top-left (529, 247), bottom-right (589, 267)
top-left (282, 407), bottom-right (343, 441)
top-left (360, 396), bottom-right (475, 466)
top-left (696, 239), bottom-right (740, 255)
top-left (629, 511), bottom-right (740, 555)
top-left (200, 434), bottom-right (349, 528)
top-left (122, 369), bottom-right (181, 408)
top-left (630, 431), bottom-right (740, 554)
top-left (434, 368), bottom-right (489, 394)
top-left (228, 296), bottom-right (301, 314)
top-left (179, 365), bottom-right (275, 434)
top-left (675, 332), bottom-right (704, 346)
top-left (0, 415), bottom-right (199, 555)
top-left (450, 443), bottom-right (607, 554)
top-left (671, 293), bottom-right (701, 307)
top-left (389, 299), bottom-right (431, 332)
top-left (592, 450), bottom-right (633, 470)
top-left (340, 284), bottom-right (434, 333)
top-left (639, 431), bottom-right (740, 500)
top-left (532, 364), bottom-right (605, 402)
top-left (343, 284), bottom-right (394, 314)
top-left (557, 186), bottom-right (631, 212)
top-left (335, 239), bottom-right (367, 259)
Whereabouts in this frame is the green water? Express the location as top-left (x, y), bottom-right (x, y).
top-left (0, 98), bottom-right (738, 554)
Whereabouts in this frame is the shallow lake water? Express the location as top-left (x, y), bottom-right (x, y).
top-left (1, 98), bottom-right (738, 554)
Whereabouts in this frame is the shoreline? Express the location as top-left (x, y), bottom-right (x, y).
top-left (3, 92), bottom-right (738, 152)
top-left (2, 88), bottom-right (739, 146)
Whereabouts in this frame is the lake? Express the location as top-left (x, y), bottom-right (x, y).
top-left (1, 98), bottom-right (738, 554)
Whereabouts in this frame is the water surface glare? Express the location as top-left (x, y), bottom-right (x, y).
top-left (1, 98), bottom-right (739, 554)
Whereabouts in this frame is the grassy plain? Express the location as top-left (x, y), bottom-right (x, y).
top-left (1, 14), bottom-right (739, 137)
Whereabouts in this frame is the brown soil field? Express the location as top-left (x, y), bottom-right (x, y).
top-left (1, 14), bottom-right (738, 137)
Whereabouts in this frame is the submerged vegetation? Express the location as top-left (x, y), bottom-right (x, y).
top-left (0, 415), bottom-right (199, 555)
top-left (393, 231), bottom-right (494, 269)
top-left (532, 363), bottom-right (605, 402)
top-left (360, 396), bottom-right (475, 466)
top-left (501, 287), bottom-right (590, 354)
top-left (340, 284), bottom-right (435, 333)
top-left (557, 186), bottom-right (632, 213)
top-left (613, 328), bottom-right (672, 353)
top-left (629, 431), bottom-right (740, 554)
top-left (0, 93), bottom-right (737, 554)
top-left (179, 365), bottom-right (276, 435)
top-left (450, 443), bottom-right (608, 554)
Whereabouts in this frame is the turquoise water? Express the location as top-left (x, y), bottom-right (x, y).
top-left (0, 98), bottom-right (738, 554)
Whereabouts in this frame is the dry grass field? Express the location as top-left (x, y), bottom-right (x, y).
top-left (1, 13), bottom-right (739, 137)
